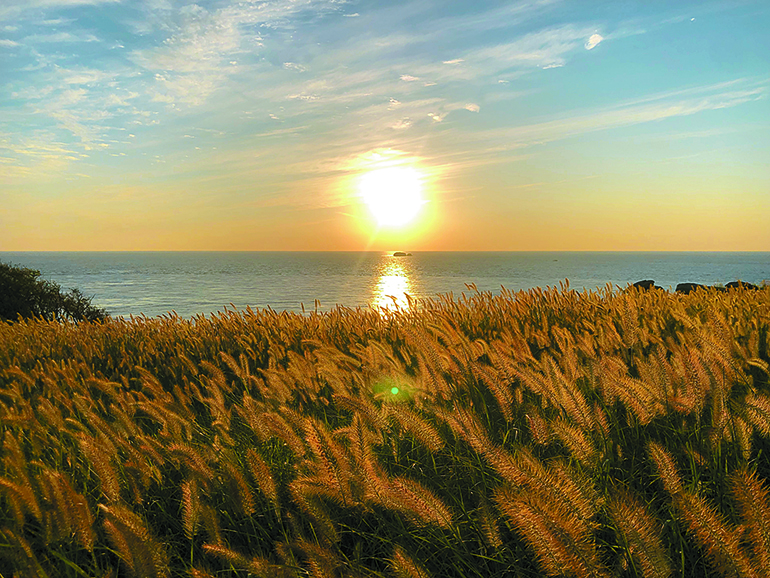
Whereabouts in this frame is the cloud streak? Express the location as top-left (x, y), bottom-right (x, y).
top-left (458, 77), bottom-right (768, 154)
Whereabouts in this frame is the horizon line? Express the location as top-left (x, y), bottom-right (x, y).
top-left (2, 249), bottom-right (769, 254)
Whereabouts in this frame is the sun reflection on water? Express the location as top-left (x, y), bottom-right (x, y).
top-left (372, 258), bottom-right (413, 311)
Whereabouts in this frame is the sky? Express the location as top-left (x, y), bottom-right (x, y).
top-left (1, 0), bottom-right (768, 251)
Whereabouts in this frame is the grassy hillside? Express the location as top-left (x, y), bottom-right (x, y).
top-left (1, 283), bottom-right (770, 578)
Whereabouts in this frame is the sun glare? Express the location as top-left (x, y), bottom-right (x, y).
top-left (359, 166), bottom-right (424, 227)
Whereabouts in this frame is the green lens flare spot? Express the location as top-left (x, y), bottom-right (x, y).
top-left (372, 377), bottom-right (411, 401)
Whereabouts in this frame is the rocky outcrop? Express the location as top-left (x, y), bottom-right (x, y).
top-left (633, 280), bottom-right (656, 290)
top-left (726, 281), bottom-right (759, 290)
top-left (676, 283), bottom-right (708, 294)
top-left (629, 280), bottom-right (666, 291)
top-left (630, 281), bottom-right (762, 294)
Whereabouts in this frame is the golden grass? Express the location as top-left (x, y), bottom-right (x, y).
top-left (0, 283), bottom-right (769, 576)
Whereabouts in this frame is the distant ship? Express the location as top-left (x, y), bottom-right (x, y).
top-left (392, 251), bottom-right (412, 257)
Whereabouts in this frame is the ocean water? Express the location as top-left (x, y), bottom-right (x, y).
top-left (1, 252), bottom-right (768, 318)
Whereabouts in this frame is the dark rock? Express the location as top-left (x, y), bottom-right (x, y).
top-left (633, 280), bottom-right (656, 290)
top-left (726, 281), bottom-right (759, 290)
top-left (676, 283), bottom-right (707, 294)
top-left (626, 280), bottom-right (666, 293)
top-left (392, 251), bottom-right (412, 257)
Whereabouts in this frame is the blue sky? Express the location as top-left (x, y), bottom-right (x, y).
top-left (1, 0), bottom-right (768, 250)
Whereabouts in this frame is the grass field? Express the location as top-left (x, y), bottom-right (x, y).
top-left (1, 283), bottom-right (770, 578)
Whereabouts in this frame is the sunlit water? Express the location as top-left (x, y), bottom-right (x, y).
top-left (2, 252), bottom-right (768, 318)
top-left (373, 258), bottom-right (413, 311)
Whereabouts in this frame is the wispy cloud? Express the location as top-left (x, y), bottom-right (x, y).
top-left (0, 129), bottom-right (86, 184)
top-left (128, 0), bottom-right (347, 108)
top-left (467, 77), bottom-right (768, 150)
top-left (0, 0), bottom-right (119, 22)
top-left (41, 17), bottom-right (74, 25)
top-left (24, 31), bottom-right (100, 43)
top-left (116, 0), bottom-right (570, 120)
top-left (469, 24), bottom-right (601, 70)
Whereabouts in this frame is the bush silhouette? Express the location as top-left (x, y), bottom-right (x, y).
top-left (0, 261), bottom-right (108, 322)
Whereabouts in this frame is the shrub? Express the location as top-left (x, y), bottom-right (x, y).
top-left (0, 261), bottom-right (108, 322)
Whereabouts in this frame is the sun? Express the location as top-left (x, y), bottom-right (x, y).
top-left (359, 166), bottom-right (424, 227)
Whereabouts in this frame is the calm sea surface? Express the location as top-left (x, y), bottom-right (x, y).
top-left (2, 252), bottom-right (768, 318)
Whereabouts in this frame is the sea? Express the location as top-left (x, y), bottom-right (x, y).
top-left (2, 252), bottom-right (768, 319)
